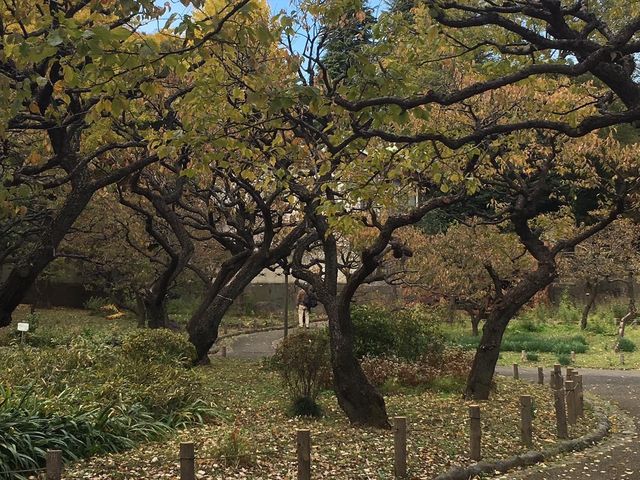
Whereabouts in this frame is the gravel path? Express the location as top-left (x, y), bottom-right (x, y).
top-left (226, 329), bottom-right (640, 479)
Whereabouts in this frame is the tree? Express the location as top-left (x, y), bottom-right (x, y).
top-left (283, 1), bottom-right (640, 403)
top-left (183, 165), bottom-right (306, 363)
top-left (462, 131), bottom-right (635, 400)
top-left (321, 0), bottom-right (376, 81)
top-left (0, 0), bottom-right (251, 327)
top-left (559, 218), bottom-right (640, 330)
top-left (401, 223), bottom-right (533, 336)
top-left (117, 167), bottom-right (197, 329)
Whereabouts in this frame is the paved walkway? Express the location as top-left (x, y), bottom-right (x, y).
top-left (223, 324), bottom-right (325, 358)
top-left (226, 329), bottom-right (640, 479)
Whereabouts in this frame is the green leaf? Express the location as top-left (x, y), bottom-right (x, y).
top-left (47, 31), bottom-right (63, 46)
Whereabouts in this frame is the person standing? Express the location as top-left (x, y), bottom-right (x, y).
top-left (296, 287), bottom-right (310, 328)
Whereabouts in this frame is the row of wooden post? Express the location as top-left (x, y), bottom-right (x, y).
top-left (513, 363), bottom-right (585, 439)
top-left (467, 394), bottom-right (533, 462)
top-left (470, 364), bottom-right (586, 462)
top-left (44, 365), bottom-right (585, 480)
top-left (177, 419), bottom-right (410, 480)
top-left (176, 365), bottom-right (581, 480)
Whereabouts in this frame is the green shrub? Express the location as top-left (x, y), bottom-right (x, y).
top-left (351, 305), bottom-right (444, 360)
top-left (557, 353), bottom-right (572, 366)
top-left (0, 386), bottom-right (183, 480)
top-left (271, 330), bottom-right (331, 404)
top-left (526, 352), bottom-right (539, 361)
top-left (610, 301), bottom-right (629, 320)
top-left (427, 376), bottom-right (466, 395)
top-left (557, 291), bottom-right (581, 324)
top-left (517, 317), bottom-right (544, 333)
top-left (0, 337), bottom-right (218, 478)
top-left (83, 296), bottom-right (109, 315)
top-left (289, 396), bottom-right (323, 418)
top-left (214, 428), bottom-right (255, 468)
top-left (121, 329), bottom-right (195, 366)
top-left (617, 338), bottom-right (637, 352)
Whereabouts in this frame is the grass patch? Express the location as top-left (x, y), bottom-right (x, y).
top-left (448, 331), bottom-right (588, 354)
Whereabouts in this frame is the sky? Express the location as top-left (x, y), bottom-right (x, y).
top-left (143, 0), bottom-right (295, 32)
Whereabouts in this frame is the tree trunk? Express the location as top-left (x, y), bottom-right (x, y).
top-left (465, 263), bottom-right (557, 400)
top-left (614, 312), bottom-right (632, 351)
top-left (580, 279), bottom-right (598, 330)
top-left (464, 311), bottom-right (508, 400)
top-left (143, 293), bottom-right (169, 329)
top-left (0, 188), bottom-right (93, 327)
top-left (469, 310), bottom-right (481, 336)
top-left (327, 301), bottom-right (390, 428)
top-left (136, 293), bottom-right (147, 328)
top-left (187, 260), bottom-right (264, 364)
top-left (188, 295), bottom-right (233, 363)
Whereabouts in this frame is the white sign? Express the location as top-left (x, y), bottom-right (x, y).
top-left (17, 323), bottom-right (29, 332)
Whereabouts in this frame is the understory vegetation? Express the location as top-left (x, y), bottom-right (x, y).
top-left (0, 321), bottom-right (219, 479)
top-left (65, 359), bottom-right (599, 479)
top-left (0, 298), bottom-right (629, 478)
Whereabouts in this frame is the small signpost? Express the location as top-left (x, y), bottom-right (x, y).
top-left (17, 322), bottom-right (29, 346)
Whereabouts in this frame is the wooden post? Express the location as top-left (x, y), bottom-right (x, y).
top-left (565, 367), bottom-right (574, 383)
top-left (620, 353), bottom-right (625, 365)
top-left (520, 395), bottom-right (533, 447)
top-left (469, 405), bottom-right (481, 461)
top-left (551, 364), bottom-right (562, 389)
top-left (513, 363), bottom-right (519, 380)
top-left (566, 379), bottom-right (577, 426)
top-left (180, 442), bottom-right (195, 480)
top-left (46, 450), bottom-right (62, 480)
top-left (297, 429), bottom-right (311, 480)
top-left (537, 366), bottom-right (544, 385)
top-left (553, 375), bottom-right (568, 439)
top-left (575, 374), bottom-right (584, 418)
top-left (221, 345), bottom-right (227, 358)
top-left (394, 417), bottom-right (407, 479)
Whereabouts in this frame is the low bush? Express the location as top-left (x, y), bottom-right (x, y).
top-left (271, 330), bottom-right (331, 416)
top-left (0, 334), bottom-right (218, 478)
top-left (526, 352), bottom-right (539, 361)
top-left (214, 428), bottom-right (255, 468)
top-left (289, 396), bottom-right (323, 418)
top-left (617, 337), bottom-right (637, 352)
top-left (360, 348), bottom-right (473, 394)
top-left (557, 292), bottom-right (581, 324)
top-left (557, 353), bottom-right (572, 366)
top-left (83, 296), bottom-right (109, 315)
top-left (121, 329), bottom-right (196, 366)
top-left (352, 305), bottom-right (444, 361)
top-left (0, 386), bottom-right (186, 480)
top-left (427, 376), bottom-right (466, 395)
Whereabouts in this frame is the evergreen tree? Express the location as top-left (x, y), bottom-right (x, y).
top-left (322, 0), bottom-right (376, 81)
